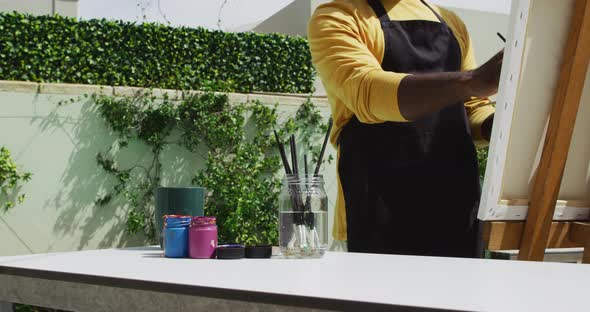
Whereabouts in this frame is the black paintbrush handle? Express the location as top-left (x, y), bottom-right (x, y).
top-left (273, 130), bottom-right (292, 175)
top-left (303, 154), bottom-right (313, 226)
top-left (289, 135), bottom-right (307, 225)
top-left (290, 135), bottom-right (298, 174)
top-left (314, 119), bottom-right (333, 175)
top-left (273, 130), bottom-right (302, 225)
top-left (304, 119), bottom-right (333, 229)
top-left (304, 154), bottom-right (311, 211)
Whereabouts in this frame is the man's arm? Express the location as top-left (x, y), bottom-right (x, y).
top-left (397, 50), bottom-right (503, 121)
top-left (308, 3), bottom-right (409, 123)
top-left (308, 3), bottom-right (502, 125)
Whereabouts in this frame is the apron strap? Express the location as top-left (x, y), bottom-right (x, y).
top-left (367, 0), bottom-right (451, 32)
top-left (367, 0), bottom-right (390, 23)
top-left (420, 0), bottom-right (467, 130)
top-left (419, 0), bottom-right (449, 30)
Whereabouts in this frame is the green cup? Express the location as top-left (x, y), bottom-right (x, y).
top-left (155, 186), bottom-right (205, 248)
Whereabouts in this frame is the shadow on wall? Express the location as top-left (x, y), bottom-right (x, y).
top-left (159, 130), bottom-right (208, 188)
top-left (32, 98), bottom-right (145, 250)
top-left (31, 96), bottom-right (205, 251)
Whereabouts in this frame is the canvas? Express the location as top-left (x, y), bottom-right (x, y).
top-left (478, 0), bottom-right (590, 221)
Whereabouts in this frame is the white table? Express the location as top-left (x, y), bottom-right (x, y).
top-left (1, 247), bottom-right (589, 312)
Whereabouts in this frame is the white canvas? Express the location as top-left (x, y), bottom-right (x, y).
top-left (478, 0), bottom-right (590, 221)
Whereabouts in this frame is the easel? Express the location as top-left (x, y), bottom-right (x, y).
top-left (483, 0), bottom-right (590, 263)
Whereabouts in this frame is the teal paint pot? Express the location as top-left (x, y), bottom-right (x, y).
top-left (155, 187), bottom-right (205, 248)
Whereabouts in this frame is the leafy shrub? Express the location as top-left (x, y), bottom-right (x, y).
top-left (0, 12), bottom-right (315, 93)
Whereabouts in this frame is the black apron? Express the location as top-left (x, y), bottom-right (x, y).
top-left (338, 0), bottom-right (483, 258)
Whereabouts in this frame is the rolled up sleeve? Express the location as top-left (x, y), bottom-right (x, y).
top-left (308, 4), bottom-right (408, 123)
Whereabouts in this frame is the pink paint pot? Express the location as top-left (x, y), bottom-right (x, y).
top-left (188, 216), bottom-right (218, 259)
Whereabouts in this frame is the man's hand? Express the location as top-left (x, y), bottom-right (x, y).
top-left (468, 50), bottom-right (504, 98)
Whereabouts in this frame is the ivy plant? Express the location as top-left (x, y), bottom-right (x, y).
top-left (0, 146), bottom-right (32, 210)
top-left (90, 90), bottom-right (329, 245)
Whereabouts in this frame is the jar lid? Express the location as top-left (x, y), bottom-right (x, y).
top-left (163, 214), bottom-right (192, 218)
top-left (191, 216), bottom-right (216, 227)
top-left (163, 215), bottom-right (191, 227)
top-left (245, 245), bottom-right (272, 258)
top-left (216, 243), bottom-right (245, 259)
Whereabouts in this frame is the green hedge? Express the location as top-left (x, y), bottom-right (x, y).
top-left (0, 12), bottom-right (315, 93)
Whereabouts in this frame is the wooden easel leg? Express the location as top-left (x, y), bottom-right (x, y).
top-left (583, 246), bottom-right (590, 264)
top-left (570, 223), bottom-right (590, 263)
top-left (518, 0), bottom-right (590, 261)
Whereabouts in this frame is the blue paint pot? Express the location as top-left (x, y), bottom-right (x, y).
top-left (163, 215), bottom-right (191, 258)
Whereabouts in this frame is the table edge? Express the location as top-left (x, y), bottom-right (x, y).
top-left (0, 265), bottom-right (459, 312)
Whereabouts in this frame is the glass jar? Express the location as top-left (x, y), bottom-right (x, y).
top-left (163, 215), bottom-right (191, 258)
top-left (189, 216), bottom-right (218, 259)
top-left (279, 174), bottom-right (328, 258)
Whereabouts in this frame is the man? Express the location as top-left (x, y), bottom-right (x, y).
top-left (308, 0), bottom-right (503, 258)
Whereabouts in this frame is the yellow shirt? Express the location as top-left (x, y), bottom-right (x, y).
top-left (307, 0), bottom-right (495, 241)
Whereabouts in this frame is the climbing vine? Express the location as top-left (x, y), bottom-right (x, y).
top-left (0, 146), bottom-right (32, 210)
top-left (91, 90), bottom-right (329, 245)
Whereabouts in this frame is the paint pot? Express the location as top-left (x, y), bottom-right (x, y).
top-left (189, 216), bottom-right (218, 259)
top-left (163, 215), bottom-right (191, 258)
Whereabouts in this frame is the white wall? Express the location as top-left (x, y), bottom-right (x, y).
top-left (0, 82), bottom-right (336, 256)
top-left (0, 0), bottom-right (78, 17)
top-left (54, 0), bottom-right (78, 17)
top-left (446, 6), bottom-right (509, 66)
top-left (251, 0), bottom-right (310, 36)
top-left (0, 0), bottom-right (52, 15)
top-left (432, 0), bottom-right (511, 14)
top-left (79, 0), bottom-right (294, 32)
